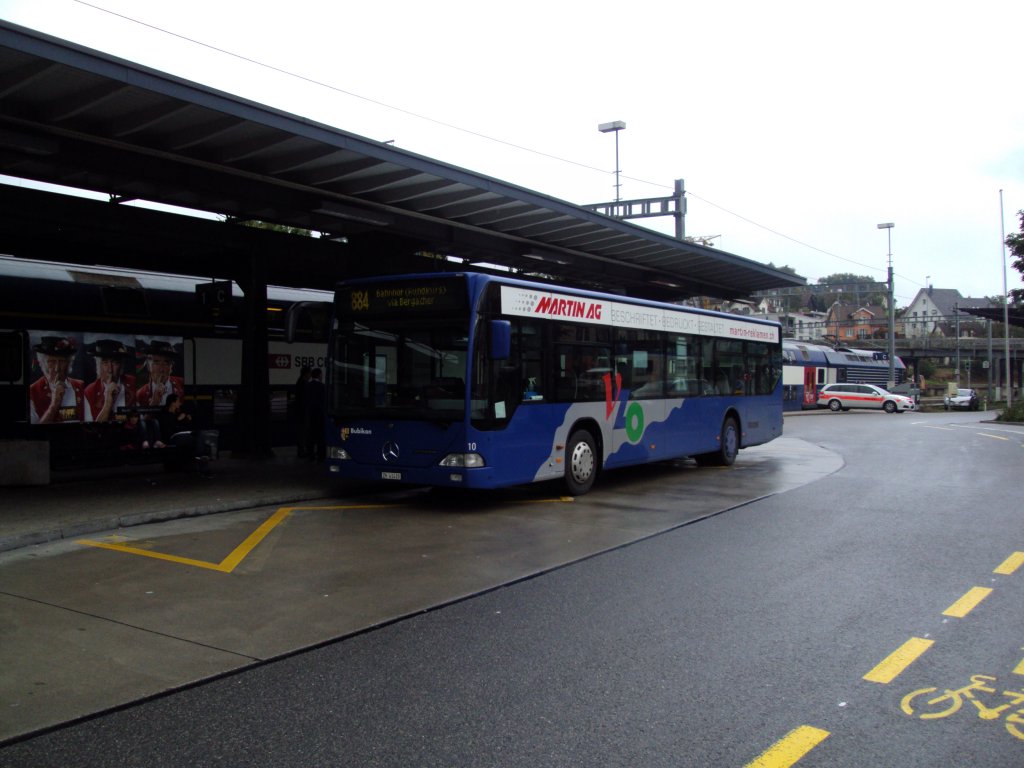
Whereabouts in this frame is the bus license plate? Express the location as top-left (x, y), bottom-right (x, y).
top-left (381, 471), bottom-right (402, 481)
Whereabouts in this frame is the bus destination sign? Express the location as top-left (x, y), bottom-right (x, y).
top-left (338, 278), bottom-right (467, 317)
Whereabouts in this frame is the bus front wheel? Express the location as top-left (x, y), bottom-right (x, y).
top-left (564, 429), bottom-right (598, 496)
top-left (695, 416), bottom-right (739, 467)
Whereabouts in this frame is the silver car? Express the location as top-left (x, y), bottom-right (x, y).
top-left (817, 383), bottom-right (916, 414)
top-left (944, 388), bottom-right (980, 411)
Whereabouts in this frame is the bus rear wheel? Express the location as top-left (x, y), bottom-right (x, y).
top-left (564, 429), bottom-right (597, 495)
top-left (695, 416), bottom-right (739, 467)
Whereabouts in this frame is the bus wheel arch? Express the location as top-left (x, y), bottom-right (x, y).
top-left (695, 411), bottom-right (740, 467)
top-left (563, 420), bottom-right (602, 496)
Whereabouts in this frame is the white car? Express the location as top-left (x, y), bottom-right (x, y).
top-left (816, 383), bottom-right (916, 414)
top-left (944, 388), bottom-right (980, 411)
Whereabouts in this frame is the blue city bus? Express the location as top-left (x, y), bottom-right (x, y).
top-left (325, 273), bottom-right (783, 494)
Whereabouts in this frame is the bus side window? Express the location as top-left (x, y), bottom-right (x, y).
top-left (519, 321), bottom-right (544, 401)
top-left (522, 376), bottom-right (541, 400)
top-left (554, 346), bottom-right (576, 401)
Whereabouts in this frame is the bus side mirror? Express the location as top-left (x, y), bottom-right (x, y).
top-left (489, 320), bottom-right (511, 360)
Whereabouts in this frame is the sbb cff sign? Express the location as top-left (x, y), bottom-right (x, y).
top-left (265, 353), bottom-right (326, 370)
top-left (268, 354), bottom-right (292, 369)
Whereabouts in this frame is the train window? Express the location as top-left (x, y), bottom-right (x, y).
top-left (100, 285), bottom-right (149, 317)
top-left (0, 332), bottom-right (22, 382)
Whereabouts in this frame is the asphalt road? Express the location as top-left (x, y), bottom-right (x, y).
top-left (2, 409), bottom-right (1023, 766)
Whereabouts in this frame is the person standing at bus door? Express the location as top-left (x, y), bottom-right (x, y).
top-left (84, 339), bottom-right (136, 422)
top-left (137, 340), bottom-right (185, 408)
top-left (29, 336), bottom-right (86, 424)
top-left (306, 367), bottom-right (326, 462)
top-left (292, 365), bottom-right (311, 457)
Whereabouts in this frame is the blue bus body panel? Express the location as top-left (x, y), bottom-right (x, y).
top-left (327, 386), bottom-right (784, 490)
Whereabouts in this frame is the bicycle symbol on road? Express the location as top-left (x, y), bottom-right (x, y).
top-left (901, 674), bottom-right (1024, 740)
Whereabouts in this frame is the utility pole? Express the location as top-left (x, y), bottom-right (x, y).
top-left (877, 223), bottom-right (896, 389)
top-left (598, 121), bottom-right (626, 202)
top-left (955, 301), bottom-right (961, 386)
top-left (1000, 190), bottom-right (1012, 407)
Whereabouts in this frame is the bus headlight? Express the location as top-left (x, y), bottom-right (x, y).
top-left (438, 453), bottom-right (485, 468)
top-left (328, 447), bottom-right (351, 460)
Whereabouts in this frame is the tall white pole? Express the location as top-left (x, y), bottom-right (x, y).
top-left (887, 232), bottom-right (895, 389)
top-left (877, 222), bottom-right (896, 389)
top-left (1001, 190), bottom-right (1012, 408)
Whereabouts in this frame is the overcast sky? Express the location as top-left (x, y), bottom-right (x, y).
top-left (1, 0), bottom-right (1022, 306)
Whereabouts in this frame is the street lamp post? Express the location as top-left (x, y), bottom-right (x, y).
top-left (1001, 190), bottom-right (1012, 408)
top-left (598, 121), bottom-right (626, 203)
top-left (878, 222), bottom-right (896, 389)
top-left (955, 301), bottom-right (961, 385)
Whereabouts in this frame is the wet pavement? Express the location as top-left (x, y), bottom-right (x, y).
top-left (0, 433), bottom-right (843, 743)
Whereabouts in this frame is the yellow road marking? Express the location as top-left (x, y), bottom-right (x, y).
top-left (745, 725), bottom-right (830, 768)
top-left (995, 552), bottom-right (1024, 575)
top-left (943, 586), bottom-right (993, 618)
top-left (77, 541), bottom-right (236, 572)
top-left (79, 507), bottom-right (293, 573)
top-left (77, 503), bottom-right (394, 573)
top-left (863, 637), bottom-right (934, 684)
top-left (76, 498), bottom-right (571, 572)
top-left (1014, 653), bottom-right (1024, 676)
top-left (215, 507), bottom-right (292, 572)
top-left (978, 432), bottom-right (1009, 441)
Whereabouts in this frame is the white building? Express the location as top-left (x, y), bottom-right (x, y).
top-left (903, 287), bottom-right (993, 338)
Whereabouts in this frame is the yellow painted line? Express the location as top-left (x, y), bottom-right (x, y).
top-left (943, 586), bottom-right (993, 618)
top-left (77, 503), bottom-right (397, 573)
top-left (78, 540), bottom-right (232, 572)
top-left (745, 725), bottom-right (830, 768)
top-left (79, 508), bottom-right (293, 573)
top-left (76, 497), bottom-right (565, 573)
top-left (978, 432), bottom-right (1009, 441)
top-left (863, 637), bottom-right (934, 684)
top-left (1014, 653), bottom-right (1024, 676)
top-left (995, 552), bottom-right (1024, 575)
top-left (291, 504), bottom-right (396, 511)
top-left (922, 425), bottom-right (955, 431)
top-left (216, 507), bottom-right (292, 572)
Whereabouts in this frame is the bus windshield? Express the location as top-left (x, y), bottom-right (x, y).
top-left (329, 319), bottom-right (469, 422)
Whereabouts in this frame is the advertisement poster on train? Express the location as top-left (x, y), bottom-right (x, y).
top-left (134, 336), bottom-right (185, 409)
top-left (28, 331), bottom-right (185, 424)
top-left (28, 332), bottom-right (87, 424)
top-left (82, 334), bottom-right (136, 422)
